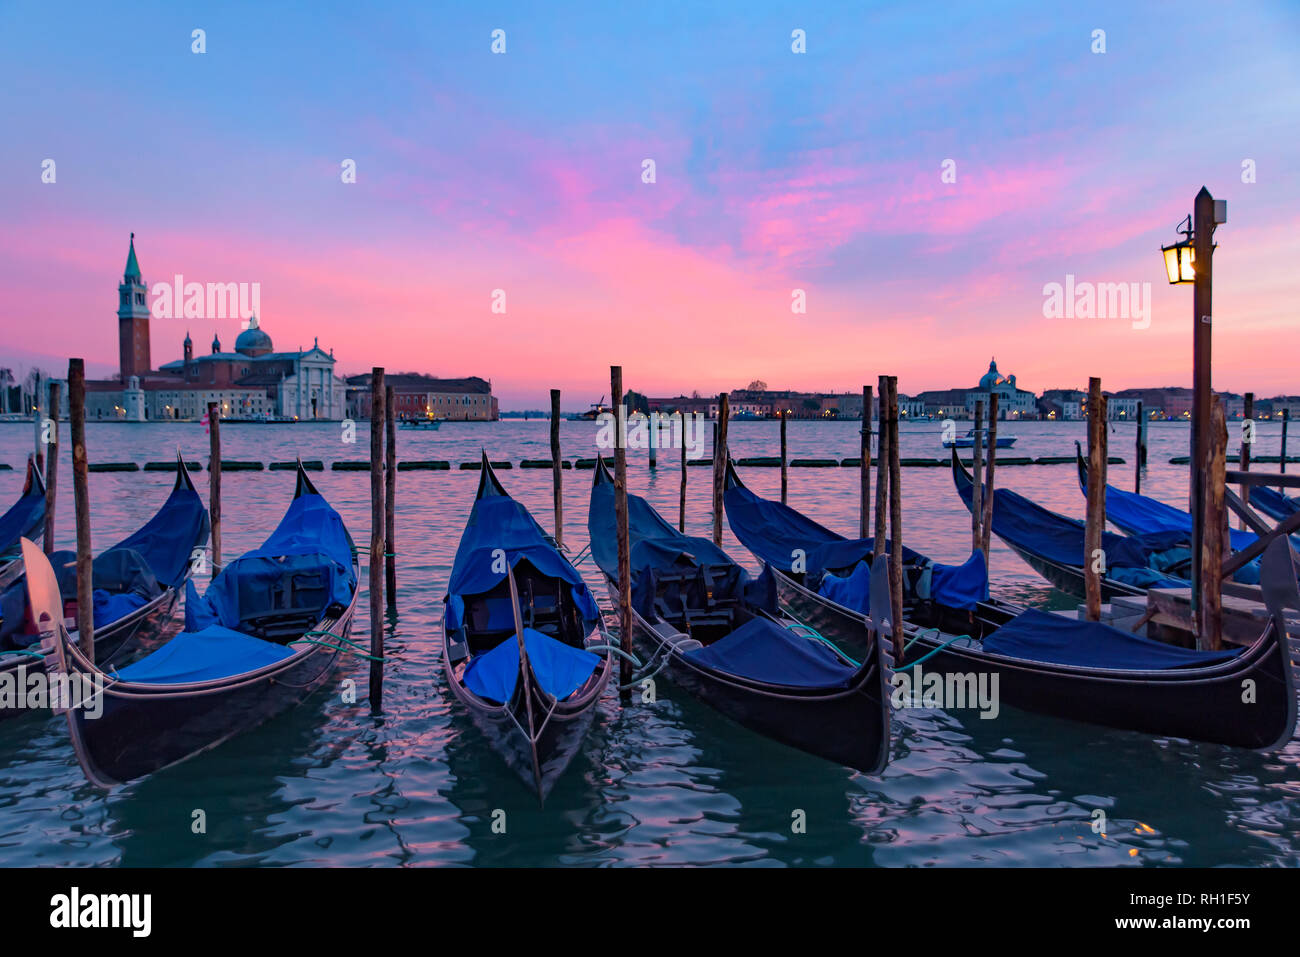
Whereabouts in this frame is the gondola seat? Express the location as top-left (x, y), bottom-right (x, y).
top-left (113, 625), bottom-right (294, 684)
top-left (983, 609), bottom-right (1243, 670)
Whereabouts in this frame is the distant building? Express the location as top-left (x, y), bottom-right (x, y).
top-left (966, 358), bottom-right (1037, 419)
top-left (346, 373), bottom-right (498, 421)
top-left (914, 388), bottom-right (970, 420)
top-left (84, 236), bottom-right (348, 420)
top-left (1039, 388), bottom-right (1086, 420)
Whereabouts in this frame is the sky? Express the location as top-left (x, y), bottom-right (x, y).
top-left (1, 0), bottom-right (1298, 409)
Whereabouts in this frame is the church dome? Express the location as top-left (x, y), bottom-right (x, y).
top-left (235, 314), bottom-right (273, 356)
top-left (979, 358), bottom-right (1008, 391)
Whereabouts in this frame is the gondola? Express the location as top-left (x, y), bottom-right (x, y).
top-left (727, 461), bottom-right (1300, 750)
top-left (0, 456), bottom-right (47, 591)
top-left (953, 450), bottom-right (1188, 600)
top-left (723, 457), bottom-right (995, 661)
top-left (442, 454), bottom-right (612, 802)
top-left (0, 451), bottom-right (209, 721)
top-left (1073, 443), bottom-right (1282, 583)
top-left (587, 457), bottom-right (891, 774)
top-left (32, 462), bottom-right (358, 787)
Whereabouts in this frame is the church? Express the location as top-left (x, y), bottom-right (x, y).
top-left (964, 358), bottom-right (1038, 419)
top-left (85, 236), bottom-right (347, 421)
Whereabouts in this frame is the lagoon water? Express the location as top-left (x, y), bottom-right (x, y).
top-left (1, 417), bottom-right (1297, 867)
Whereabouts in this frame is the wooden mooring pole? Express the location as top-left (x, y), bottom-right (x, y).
top-left (874, 376), bottom-right (888, 552)
top-left (207, 401), bottom-right (222, 571)
top-left (550, 390), bottom-right (563, 546)
top-left (678, 412), bottom-right (687, 532)
top-left (1238, 392), bottom-right (1253, 531)
top-left (648, 409), bottom-right (657, 470)
top-left (779, 410), bottom-right (788, 505)
top-left (1135, 400), bottom-right (1144, 494)
top-left (612, 366), bottom-right (633, 692)
top-left (1189, 186), bottom-right (1216, 624)
top-left (712, 393), bottom-right (729, 547)
top-left (1084, 377), bottom-right (1107, 622)
top-left (385, 384), bottom-right (397, 608)
top-left (886, 376), bottom-right (904, 660)
top-left (971, 400), bottom-right (984, 553)
top-left (860, 385), bottom-right (872, 539)
top-left (981, 393), bottom-right (998, 564)
top-left (43, 382), bottom-right (59, 555)
top-left (369, 368), bottom-right (386, 712)
top-left (1282, 409), bottom-right (1290, 474)
top-left (1200, 395), bottom-right (1227, 650)
top-left (68, 359), bottom-right (93, 659)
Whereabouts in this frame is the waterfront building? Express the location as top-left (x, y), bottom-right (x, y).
top-left (346, 373), bottom-right (498, 421)
top-left (965, 359), bottom-right (1038, 419)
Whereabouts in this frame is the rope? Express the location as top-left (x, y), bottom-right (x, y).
top-left (289, 630), bottom-right (386, 662)
top-left (0, 648), bottom-right (46, 661)
top-left (894, 632), bottom-right (973, 671)
top-left (784, 621), bottom-right (860, 667)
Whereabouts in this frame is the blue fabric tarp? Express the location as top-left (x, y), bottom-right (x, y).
top-left (818, 560), bottom-right (872, 615)
top-left (984, 608), bottom-right (1242, 670)
top-left (723, 480), bottom-right (922, 574)
top-left (110, 482), bottom-right (210, 587)
top-left (186, 492), bottom-right (355, 630)
top-left (93, 590), bottom-right (147, 628)
top-left (114, 625), bottom-right (294, 684)
top-left (462, 627), bottom-right (600, 703)
top-left (445, 489), bottom-right (599, 632)
top-left (591, 476), bottom-right (734, 579)
top-left (957, 470), bottom-right (1170, 574)
top-left (685, 617), bottom-right (858, 687)
top-left (930, 549), bottom-right (990, 610)
top-left (1250, 486), bottom-right (1299, 523)
top-left (0, 477), bottom-right (45, 559)
top-left (1082, 471), bottom-right (1258, 553)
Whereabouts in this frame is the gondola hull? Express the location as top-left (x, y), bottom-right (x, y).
top-left (442, 626), bottom-right (609, 800)
top-left (57, 603), bottom-right (355, 786)
top-left (899, 623), bottom-right (1296, 749)
top-left (609, 580), bottom-right (890, 774)
top-left (0, 586), bottom-right (180, 722)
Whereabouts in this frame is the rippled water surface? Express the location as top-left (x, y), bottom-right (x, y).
top-left (1, 418), bottom-right (1297, 866)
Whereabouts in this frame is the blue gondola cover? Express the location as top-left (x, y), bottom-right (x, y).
top-left (446, 493), bottom-right (598, 632)
top-left (983, 609), bottom-right (1242, 670)
top-left (818, 560), bottom-right (872, 615)
top-left (685, 617), bottom-right (858, 687)
top-left (929, 549), bottom-right (990, 610)
top-left (114, 625), bottom-right (294, 684)
top-left (110, 482), bottom-right (210, 587)
top-left (463, 627), bottom-right (600, 703)
top-left (187, 493), bottom-right (355, 630)
top-left (0, 478), bottom-right (45, 559)
top-left (723, 479), bottom-right (922, 575)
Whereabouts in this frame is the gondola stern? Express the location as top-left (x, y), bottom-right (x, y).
top-left (175, 447), bottom-right (198, 492)
top-left (592, 453), bottom-right (613, 487)
top-left (1075, 441), bottom-right (1088, 495)
top-left (294, 457), bottom-right (322, 498)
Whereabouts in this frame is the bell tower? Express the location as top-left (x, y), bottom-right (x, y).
top-left (117, 233), bottom-right (152, 381)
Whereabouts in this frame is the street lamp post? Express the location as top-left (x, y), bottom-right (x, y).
top-left (1162, 186), bottom-right (1226, 637)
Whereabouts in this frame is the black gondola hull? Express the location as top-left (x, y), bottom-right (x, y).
top-left (442, 619), bottom-right (611, 801)
top-left (613, 583), bottom-right (889, 774)
top-left (899, 626), bottom-right (1295, 749)
top-left (0, 587), bottom-right (180, 722)
top-left (62, 609), bottom-right (354, 785)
